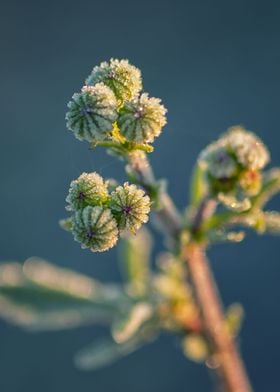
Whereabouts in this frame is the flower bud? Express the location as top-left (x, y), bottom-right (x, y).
top-left (199, 144), bottom-right (238, 180)
top-left (199, 127), bottom-right (270, 196)
top-left (66, 172), bottom-right (109, 211)
top-left (239, 169), bottom-right (262, 196)
top-left (225, 126), bottom-right (270, 170)
top-left (110, 183), bottom-right (150, 233)
top-left (66, 83), bottom-right (117, 143)
top-left (86, 59), bottom-right (142, 103)
top-left (118, 93), bottom-right (167, 144)
top-left (72, 206), bottom-right (119, 252)
top-left (182, 334), bottom-right (209, 363)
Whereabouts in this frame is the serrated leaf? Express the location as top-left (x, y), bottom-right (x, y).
top-left (119, 228), bottom-right (152, 297)
top-left (0, 259), bottom-right (129, 331)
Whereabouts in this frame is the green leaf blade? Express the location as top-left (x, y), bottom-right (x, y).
top-left (0, 259), bottom-right (129, 331)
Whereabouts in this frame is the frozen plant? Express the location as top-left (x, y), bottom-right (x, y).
top-left (1, 59), bottom-right (280, 392)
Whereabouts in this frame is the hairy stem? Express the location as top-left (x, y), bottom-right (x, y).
top-left (127, 152), bottom-right (182, 238)
top-left (127, 152), bottom-right (252, 392)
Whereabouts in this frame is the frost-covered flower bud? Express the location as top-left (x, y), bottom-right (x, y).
top-left (239, 169), bottom-right (261, 196)
top-left (72, 206), bottom-right (119, 252)
top-left (225, 126), bottom-right (270, 170)
top-left (66, 172), bottom-right (109, 211)
top-left (86, 59), bottom-right (142, 103)
top-left (110, 183), bottom-right (150, 233)
top-left (199, 143), bottom-right (238, 180)
top-left (66, 83), bottom-right (117, 143)
top-left (118, 93), bottom-right (167, 144)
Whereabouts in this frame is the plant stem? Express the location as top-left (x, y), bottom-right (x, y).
top-left (184, 243), bottom-right (252, 392)
top-left (127, 152), bottom-right (182, 238)
top-left (127, 152), bottom-right (253, 392)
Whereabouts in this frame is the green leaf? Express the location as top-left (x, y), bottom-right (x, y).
top-left (225, 303), bottom-right (244, 336)
top-left (119, 228), bottom-right (152, 297)
top-left (189, 163), bottom-right (207, 207)
top-left (112, 302), bottom-right (154, 343)
top-left (251, 168), bottom-right (280, 210)
top-left (208, 229), bottom-right (245, 244)
top-left (0, 259), bottom-right (129, 331)
top-left (201, 210), bottom-right (237, 232)
top-left (75, 334), bottom-right (155, 371)
top-left (59, 218), bottom-right (73, 231)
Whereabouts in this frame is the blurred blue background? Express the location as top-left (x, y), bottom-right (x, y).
top-left (1, 0), bottom-right (280, 390)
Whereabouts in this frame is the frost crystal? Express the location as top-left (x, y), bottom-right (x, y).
top-left (72, 206), bottom-right (119, 252)
top-left (86, 59), bottom-right (142, 103)
top-left (199, 126), bottom-right (270, 196)
top-left (66, 172), bottom-right (109, 211)
top-left (110, 182), bottom-right (150, 233)
top-left (263, 211), bottom-right (280, 234)
top-left (118, 93), bottom-right (167, 144)
top-left (199, 143), bottom-right (237, 179)
top-left (225, 126), bottom-right (270, 170)
top-left (66, 83), bottom-right (117, 143)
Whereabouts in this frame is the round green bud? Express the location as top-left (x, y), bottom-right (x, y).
top-left (199, 143), bottom-right (238, 180)
top-left (117, 93), bottom-right (167, 144)
top-left (86, 59), bottom-right (142, 103)
top-left (110, 182), bottom-right (151, 233)
top-left (66, 172), bottom-right (109, 211)
top-left (224, 126), bottom-right (270, 170)
top-left (72, 206), bottom-right (119, 252)
top-left (66, 83), bottom-right (118, 143)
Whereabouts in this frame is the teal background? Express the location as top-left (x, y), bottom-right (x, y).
top-left (1, 0), bottom-right (280, 390)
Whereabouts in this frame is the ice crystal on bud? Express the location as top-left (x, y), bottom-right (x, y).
top-left (118, 93), bottom-right (167, 144)
top-left (199, 126), bottom-right (270, 197)
top-left (86, 59), bottom-right (142, 103)
top-left (225, 126), bottom-right (270, 170)
top-left (66, 83), bottom-right (117, 143)
top-left (72, 206), bottom-right (119, 252)
top-left (110, 183), bottom-right (150, 233)
top-left (66, 172), bottom-right (109, 211)
top-left (199, 144), bottom-right (237, 179)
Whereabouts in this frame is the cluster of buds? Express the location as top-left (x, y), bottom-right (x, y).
top-left (61, 172), bottom-right (150, 252)
top-left (199, 126), bottom-right (270, 200)
top-left (66, 58), bottom-right (167, 149)
top-left (2, 58), bottom-right (280, 379)
top-left (195, 126), bottom-right (280, 242)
